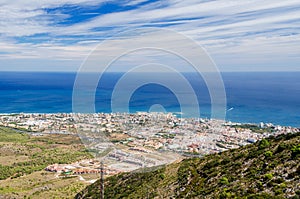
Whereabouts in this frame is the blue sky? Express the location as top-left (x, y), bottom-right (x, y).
top-left (0, 0), bottom-right (299, 72)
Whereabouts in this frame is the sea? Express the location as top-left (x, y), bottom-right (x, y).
top-left (0, 71), bottom-right (299, 127)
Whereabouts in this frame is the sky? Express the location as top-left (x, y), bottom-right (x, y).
top-left (0, 0), bottom-right (300, 72)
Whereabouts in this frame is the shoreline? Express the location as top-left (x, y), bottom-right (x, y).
top-left (0, 112), bottom-right (298, 129)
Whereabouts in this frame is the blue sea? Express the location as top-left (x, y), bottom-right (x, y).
top-left (0, 72), bottom-right (299, 127)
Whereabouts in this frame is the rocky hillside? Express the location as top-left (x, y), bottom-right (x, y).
top-left (76, 132), bottom-right (300, 198)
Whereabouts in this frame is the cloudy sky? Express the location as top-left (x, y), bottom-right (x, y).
top-left (0, 0), bottom-right (299, 72)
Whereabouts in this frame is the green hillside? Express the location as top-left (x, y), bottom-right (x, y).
top-left (76, 132), bottom-right (300, 199)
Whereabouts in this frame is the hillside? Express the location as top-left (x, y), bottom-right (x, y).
top-left (0, 126), bottom-right (93, 198)
top-left (76, 132), bottom-right (300, 199)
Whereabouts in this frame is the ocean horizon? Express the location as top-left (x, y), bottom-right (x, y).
top-left (0, 71), bottom-right (299, 127)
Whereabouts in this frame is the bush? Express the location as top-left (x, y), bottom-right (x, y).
top-left (264, 151), bottom-right (273, 158)
top-left (291, 144), bottom-right (300, 158)
top-left (274, 187), bottom-right (283, 195)
top-left (221, 158), bottom-right (230, 165)
top-left (257, 180), bottom-right (262, 185)
top-left (219, 188), bottom-right (234, 199)
top-left (159, 173), bottom-right (165, 180)
top-left (219, 177), bottom-right (229, 185)
top-left (276, 143), bottom-right (288, 153)
top-left (264, 173), bottom-right (273, 181)
top-left (259, 139), bottom-right (270, 149)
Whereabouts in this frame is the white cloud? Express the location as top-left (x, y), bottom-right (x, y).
top-left (0, 0), bottom-right (299, 71)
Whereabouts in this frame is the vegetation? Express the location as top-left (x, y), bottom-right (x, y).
top-left (76, 132), bottom-right (300, 198)
top-left (230, 124), bottom-right (275, 134)
top-left (0, 126), bottom-right (93, 198)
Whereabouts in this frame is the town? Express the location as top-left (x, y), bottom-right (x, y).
top-left (0, 112), bottom-right (298, 180)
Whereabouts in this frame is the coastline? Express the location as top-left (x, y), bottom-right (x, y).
top-left (0, 111), bottom-right (299, 128)
top-left (1, 72), bottom-right (299, 127)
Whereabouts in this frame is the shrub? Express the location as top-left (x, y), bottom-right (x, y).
top-left (280, 183), bottom-right (287, 188)
top-left (264, 151), bottom-right (273, 158)
top-left (221, 157), bottom-right (231, 165)
top-left (159, 173), bottom-right (165, 180)
top-left (257, 180), bottom-right (263, 186)
top-left (276, 143), bottom-right (288, 153)
top-left (264, 173), bottom-right (273, 180)
top-left (259, 139), bottom-right (270, 149)
top-left (291, 144), bottom-right (300, 158)
top-left (219, 177), bottom-right (229, 185)
top-left (219, 188), bottom-right (234, 199)
top-left (274, 187), bottom-right (283, 195)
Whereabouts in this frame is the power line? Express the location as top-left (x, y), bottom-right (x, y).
top-left (100, 161), bottom-right (104, 199)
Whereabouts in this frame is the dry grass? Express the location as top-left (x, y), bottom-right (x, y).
top-left (0, 155), bottom-right (29, 166)
top-left (0, 171), bottom-right (94, 199)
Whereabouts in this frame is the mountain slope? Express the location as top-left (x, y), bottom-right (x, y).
top-left (76, 132), bottom-right (300, 198)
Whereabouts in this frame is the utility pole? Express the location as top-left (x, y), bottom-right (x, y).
top-left (100, 162), bottom-right (104, 199)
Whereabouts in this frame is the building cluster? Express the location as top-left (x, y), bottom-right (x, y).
top-left (0, 113), bottom-right (76, 133)
top-left (45, 159), bottom-right (119, 176)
